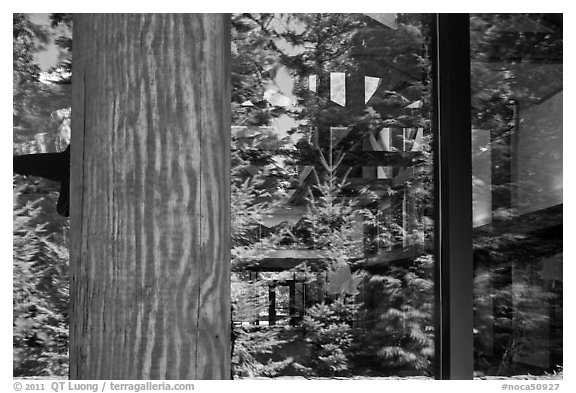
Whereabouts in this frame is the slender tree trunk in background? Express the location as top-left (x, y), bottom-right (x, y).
top-left (69, 14), bottom-right (231, 379)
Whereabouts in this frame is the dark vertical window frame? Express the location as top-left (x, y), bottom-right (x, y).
top-left (432, 13), bottom-right (474, 380)
top-left (268, 285), bottom-right (276, 326)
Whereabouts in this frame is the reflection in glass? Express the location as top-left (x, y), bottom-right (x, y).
top-left (471, 14), bottom-right (563, 377)
top-left (230, 13), bottom-right (435, 378)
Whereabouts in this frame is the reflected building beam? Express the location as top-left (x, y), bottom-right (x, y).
top-left (472, 129), bottom-right (492, 227)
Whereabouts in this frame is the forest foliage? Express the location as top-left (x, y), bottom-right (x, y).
top-left (13, 13), bottom-right (72, 377)
top-left (229, 13), bottom-right (435, 377)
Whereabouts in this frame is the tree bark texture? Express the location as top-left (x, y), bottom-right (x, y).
top-left (70, 14), bottom-right (231, 379)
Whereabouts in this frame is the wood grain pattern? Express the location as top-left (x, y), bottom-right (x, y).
top-left (69, 14), bottom-right (231, 380)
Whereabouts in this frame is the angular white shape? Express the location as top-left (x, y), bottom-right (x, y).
top-left (402, 128), bottom-right (410, 151)
top-left (330, 72), bottom-right (346, 107)
top-left (309, 74), bottom-right (317, 92)
top-left (365, 76), bottom-right (381, 104)
top-left (368, 128), bottom-right (393, 179)
top-left (379, 127), bottom-right (391, 151)
top-left (377, 166), bottom-right (393, 180)
top-left (412, 128), bottom-right (424, 151)
top-left (405, 99), bottom-right (422, 109)
top-left (364, 13), bottom-right (397, 29)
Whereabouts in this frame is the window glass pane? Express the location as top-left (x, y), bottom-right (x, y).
top-left (231, 13), bottom-right (435, 378)
top-left (470, 14), bottom-right (563, 377)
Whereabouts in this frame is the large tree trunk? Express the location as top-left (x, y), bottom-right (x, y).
top-left (69, 14), bottom-right (230, 379)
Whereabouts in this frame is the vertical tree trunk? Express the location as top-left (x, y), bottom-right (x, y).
top-left (69, 14), bottom-right (230, 379)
